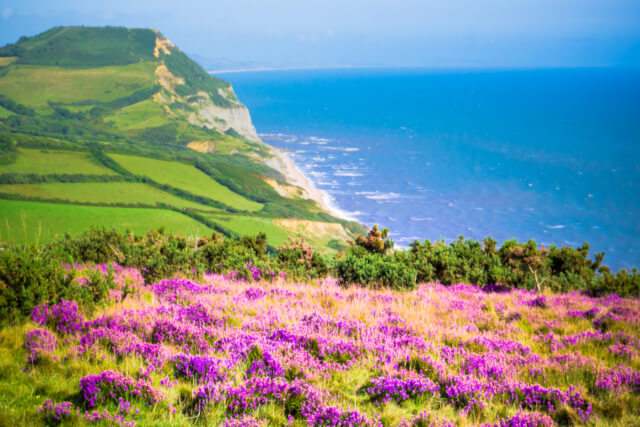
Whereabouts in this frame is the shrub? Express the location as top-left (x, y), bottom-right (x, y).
top-left (351, 224), bottom-right (393, 254)
top-left (588, 267), bottom-right (640, 297)
top-left (0, 245), bottom-right (114, 325)
top-left (276, 237), bottom-right (328, 280)
top-left (333, 252), bottom-right (417, 290)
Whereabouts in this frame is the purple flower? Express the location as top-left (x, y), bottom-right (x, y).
top-left (31, 299), bottom-right (83, 335)
top-left (25, 329), bottom-right (57, 362)
top-left (496, 411), bottom-right (554, 427)
top-left (365, 376), bottom-right (439, 404)
top-left (174, 354), bottom-right (228, 383)
top-left (524, 296), bottom-right (547, 308)
top-left (38, 400), bottom-right (73, 422)
top-left (79, 370), bottom-right (162, 408)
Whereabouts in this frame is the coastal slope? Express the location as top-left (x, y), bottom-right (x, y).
top-left (0, 26), bottom-right (363, 251)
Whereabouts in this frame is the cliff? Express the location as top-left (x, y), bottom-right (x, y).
top-left (0, 26), bottom-right (364, 250)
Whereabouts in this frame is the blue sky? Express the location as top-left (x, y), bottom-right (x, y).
top-left (1, 0), bottom-right (639, 68)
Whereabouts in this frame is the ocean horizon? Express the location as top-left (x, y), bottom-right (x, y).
top-left (219, 67), bottom-right (640, 271)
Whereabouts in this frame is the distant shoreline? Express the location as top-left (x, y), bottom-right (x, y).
top-left (208, 65), bottom-right (617, 75)
top-left (263, 145), bottom-right (357, 222)
top-left (208, 65), bottom-right (362, 74)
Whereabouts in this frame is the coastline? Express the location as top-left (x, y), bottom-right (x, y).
top-left (209, 65), bottom-right (362, 75)
top-left (264, 146), bottom-right (356, 222)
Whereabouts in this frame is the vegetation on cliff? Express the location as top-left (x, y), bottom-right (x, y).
top-left (0, 26), bottom-right (362, 253)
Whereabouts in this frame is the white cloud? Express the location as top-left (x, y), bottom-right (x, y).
top-left (2, 8), bottom-right (13, 19)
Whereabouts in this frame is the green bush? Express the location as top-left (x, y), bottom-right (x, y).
top-left (0, 245), bottom-right (115, 325)
top-left (333, 225), bottom-right (639, 295)
top-left (59, 227), bottom-right (201, 283)
top-left (276, 237), bottom-right (329, 280)
top-left (333, 252), bottom-right (417, 290)
top-left (589, 267), bottom-right (640, 297)
top-left (54, 228), bottom-right (330, 284)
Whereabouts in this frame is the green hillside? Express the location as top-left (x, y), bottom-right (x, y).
top-left (0, 199), bottom-right (212, 245)
top-left (0, 27), bottom-right (158, 67)
top-left (0, 148), bottom-right (117, 175)
top-left (109, 153), bottom-right (263, 212)
top-left (0, 183), bottom-right (218, 210)
top-left (0, 26), bottom-right (363, 252)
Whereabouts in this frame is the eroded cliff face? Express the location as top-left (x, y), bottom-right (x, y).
top-left (152, 34), bottom-right (261, 143)
top-left (187, 89), bottom-right (261, 142)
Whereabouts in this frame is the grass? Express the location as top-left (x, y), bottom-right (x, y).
top-left (0, 105), bottom-right (14, 119)
top-left (0, 148), bottom-right (117, 175)
top-left (0, 57), bottom-right (17, 66)
top-left (0, 199), bottom-right (212, 245)
top-left (105, 99), bottom-right (170, 131)
top-left (206, 214), bottom-right (342, 253)
top-left (7, 26), bottom-right (158, 68)
top-left (109, 153), bottom-right (263, 212)
top-left (0, 62), bottom-right (157, 107)
top-left (0, 182), bottom-right (218, 211)
top-left (0, 25), bottom-right (350, 254)
top-left (3, 271), bottom-right (638, 426)
top-left (207, 214), bottom-right (291, 247)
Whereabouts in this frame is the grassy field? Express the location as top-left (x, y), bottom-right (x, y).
top-left (110, 153), bottom-right (263, 212)
top-left (0, 182), bottom-right (218, 211)
top-left (0, 57), bottom-right (17, 66)
top-left (0, 25), bottom-right (353, 253)
top-left (0, 148), bottom-right (117, 175)
top-left (7, 27), bottom-right (158, 68)
top-left (206, 214), bottom-right (342, 253)
top-left (0, 62), bottom-right (157, 107)
top-left (0, 199), bottom-right (212, 245)
top-left (207, 214), bottom-right (291, 247)
top-left (105, 99), bottom-right (170, 131)
top-left (0, 105), bottom-right (14, 118)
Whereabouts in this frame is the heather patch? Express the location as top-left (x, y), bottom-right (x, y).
top-left (1, 269), bottom-right (638, 425)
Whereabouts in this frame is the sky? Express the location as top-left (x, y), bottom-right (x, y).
top-left (1, 0), bottom-right (639, 69)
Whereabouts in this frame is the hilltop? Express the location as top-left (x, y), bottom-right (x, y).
top-left (0, 26), bottom-right (362, 251)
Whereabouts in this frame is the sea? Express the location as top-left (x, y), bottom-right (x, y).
top-left (218, 68), bottom-right (640, 271)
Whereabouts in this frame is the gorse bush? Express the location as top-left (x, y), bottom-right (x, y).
top-left (405, 234), bottom-right (638, 296)
top-left (0, 245), bottom-right (115, 325)
top-left (334, 225), bottom-right (417, 289)
top-left (276, 237), bottom-right (329, 281)
top-left (351, 224), bottom-right (393, 254)
top-left (333, 252), bottom-right (417, 290)
top-left (0, 225), bottom-right (637, 326)
top-left (334, 225), bottom-right (639, 295)
top-left (59, 228), bottom-right (274, 283)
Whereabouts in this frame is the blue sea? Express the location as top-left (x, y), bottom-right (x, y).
top-left (219, 68), bottom-right (640, 271)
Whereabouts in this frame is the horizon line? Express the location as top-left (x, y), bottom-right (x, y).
top-left (208, 64), bottom-right (636, 75)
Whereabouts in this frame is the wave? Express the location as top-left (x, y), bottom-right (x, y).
top-left (410, 217), bottom-right (434, 221)
top-left (356, 191), bottom-right (401, 201)
top-left (547, 225), bottom-right (566, 229)
top-left (309, 136), bottom-right (332, 143)
top-left (334, 171), bottom-right (363, 177)
top-left (320, 146), bottom-right (360, 152)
